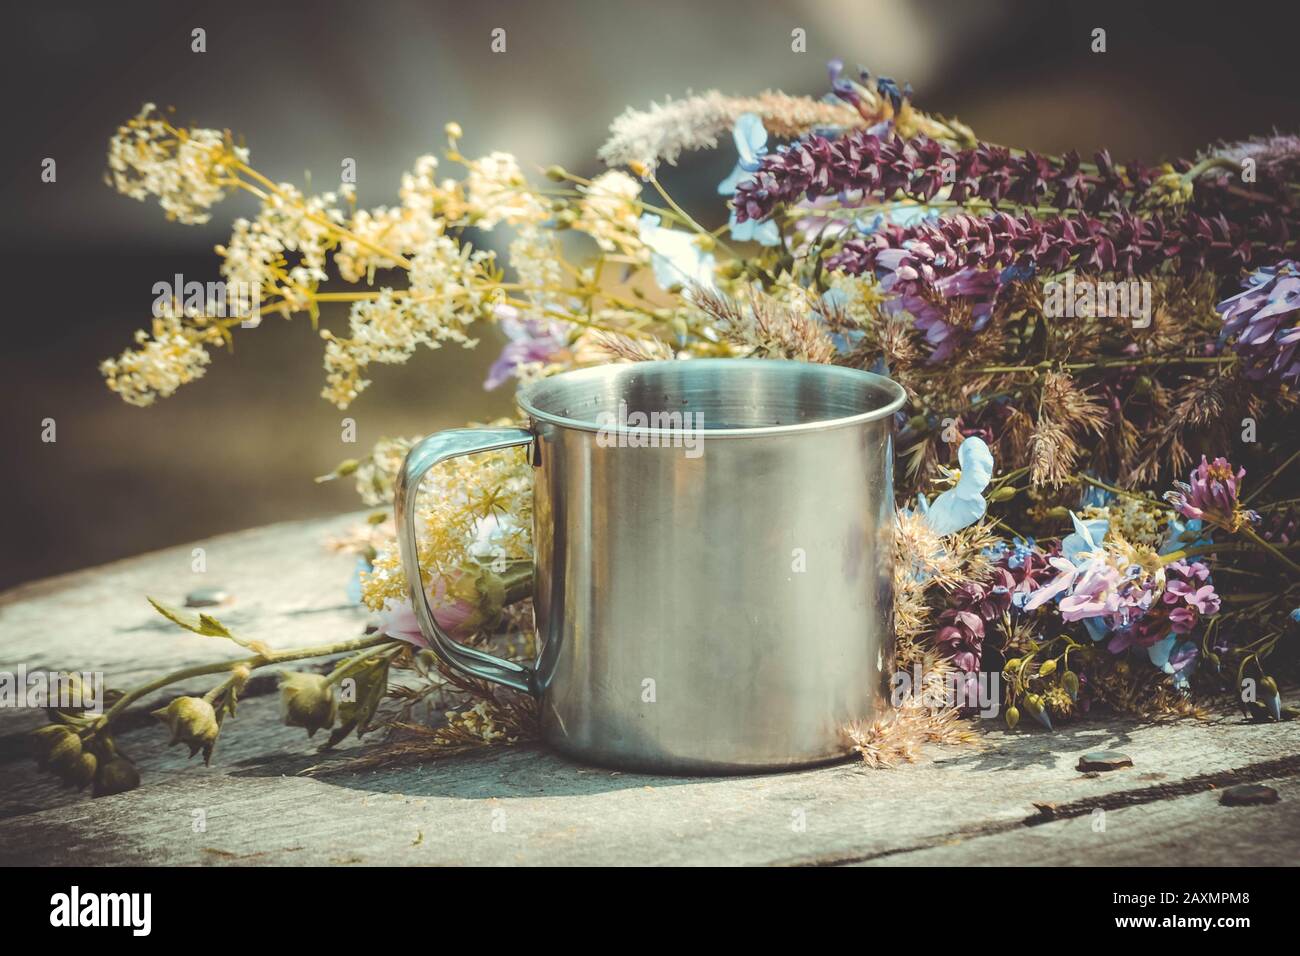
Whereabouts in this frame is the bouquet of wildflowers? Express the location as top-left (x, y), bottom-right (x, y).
top-left (32, 60), bottom-right (1300, 795)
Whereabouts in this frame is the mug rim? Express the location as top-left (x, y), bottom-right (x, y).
top-left (515, 358), bottom-right (907, 438)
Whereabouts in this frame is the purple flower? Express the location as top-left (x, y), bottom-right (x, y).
top-left (873, 249), bottom-right (999, 362)
top-left (733, 129), bottom-right (1165, 227)
top-left (1162, 559), bottom-right (1221, 633)
top-left (1217, 259), bottom-right (1300, 385)
top-left (1057, 560), bottom-right (1123, 623)
top-left (1164, 456), bottom-right (1259, 532)
top-left (933, 567), bottom-right (1015, 673)
top-left (484, 306), bottom-right (570, 390)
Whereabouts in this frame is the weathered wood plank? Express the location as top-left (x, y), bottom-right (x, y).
top-left (0, 514), bottom-right (372, 741)
top-left (2, 513), bottom-right (1297, 866)
top-left (2, 692), bottom-right (1296, 865)
top-left (852, 774), bottom-right (1300, 867)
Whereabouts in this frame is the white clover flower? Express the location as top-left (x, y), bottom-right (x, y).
top-left (574, 170), bottom-right (645, 253)
top-left (463, 152), bottom-right (548, 228)
top-left (320, 233), bottom-right (489, 408)
top-left (99, 306), bottom-right (224, 407)
top-left (107, 104), bottom-right (246, 225)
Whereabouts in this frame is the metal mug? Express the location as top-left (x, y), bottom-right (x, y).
top-left (395, 358), bottom-right (906, 774)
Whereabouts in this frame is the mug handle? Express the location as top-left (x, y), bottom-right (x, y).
top-left (394, 426), bottom-right (537, 695)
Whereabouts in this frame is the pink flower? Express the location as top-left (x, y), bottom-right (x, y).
top-left (377, 575), bottom-right (477, 648)
top-left (1057, 560), bottom-right (1123, 622)
top-left (1158, 559), bottom-right (1221, 635)
top-left (1023, 556), bottom-right (1082, 611)
top-left (1164, 456), bottom-right (1259, 530)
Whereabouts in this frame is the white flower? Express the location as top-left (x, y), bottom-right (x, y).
top-left (574, 171), bottom-right (644, 252)
top-left (463, 152), bottom-right (548, 228)
top-left (636, 214), bottom-right (716, 291)
top-left (107, 104), bottom-right (247, 225)
top-left (99, 304), bottom-right (224, 407)
top-left (320, 232), bottom-right (489, 408)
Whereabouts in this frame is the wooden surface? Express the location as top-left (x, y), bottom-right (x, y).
top-left (1, 514), bottom-right (1297, 866)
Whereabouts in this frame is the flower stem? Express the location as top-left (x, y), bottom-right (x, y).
top-left (231, 161), bottom-right (413, 269)
top-left (1075, 474), bottom-right (1160, 505)
top-left (969, 355), bottom-right (1234, 375)
top-left (1244, 447), bottom-right (1300, 505)
top-left (94, 634), bottom-right (393, 730)
top-left (646, 173), bottom-right (739, 259)
top-left (1241, 525), bottom-right (1300, 576)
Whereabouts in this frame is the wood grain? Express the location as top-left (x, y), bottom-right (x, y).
top-left (1, 515), bottom-right (1297, 865)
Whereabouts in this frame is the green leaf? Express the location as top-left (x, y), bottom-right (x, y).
top-left (147, 597), bottom-right (234, 639)
top-left (323, 658), bottom-right (391, 750)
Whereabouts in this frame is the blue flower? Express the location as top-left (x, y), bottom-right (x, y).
top-left (1078, 479), bottom-right (1113, 511)
top-left (885, 204), bottom-right (939, 229)
top-left (1160, 515), bottom-right (1210, 556)
top-left (718, 113), bottom-right (768, 194)
top-left (875, 76), bottom-right (911, 111)
top-left (637, 214), bottom-right (717, 291)
top-left (1061, 511), bottom-right (1107, 564)
top-left (1007, 536), bottom-right (1037, 569)
top-left (983, 540), bottom-right (1010, 562)
top-left (819, 288), bottom-right (868, 353)
top-left (718, 114), bottom-right (781, 247)
top-left (999, 262), bottom-right (1037, 285)
top-left (345, 555), bottom-right (370, 606)
top-left (729, 213), bottom-right (781, 246)
top-left (924, 437), bottom-right (994, 535)
top-left (1083, 617), bottom-right (1109, 643)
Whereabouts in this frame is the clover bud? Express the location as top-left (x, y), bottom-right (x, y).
top-left (93, 754), bottom-right (141, 798)
top-left (152, 696), bottom-right (221, 764)
top-left (30, 723), bottom-right (78, 765)
top-left (279, 672), bottom-right (337, 737)
top-left (444, 121), bottom-right (463, 141)
top-left (41, 728), bottom-right (84, 775)
top-left (1022, 693), bottom-right (1053, 730)
top-left (66, 751), bottom-right (98, 790)
top-left (693, 234), bottom-right (716, 253)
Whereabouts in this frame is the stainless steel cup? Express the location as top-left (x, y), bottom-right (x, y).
top-left (396, 358), bottom-right (906, 773)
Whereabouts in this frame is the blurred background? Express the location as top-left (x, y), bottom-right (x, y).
top-left (3, 0), bottom-right (1300, 590)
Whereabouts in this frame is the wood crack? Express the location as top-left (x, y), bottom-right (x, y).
top-left (784, 753), bottom-right (1300, 866)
